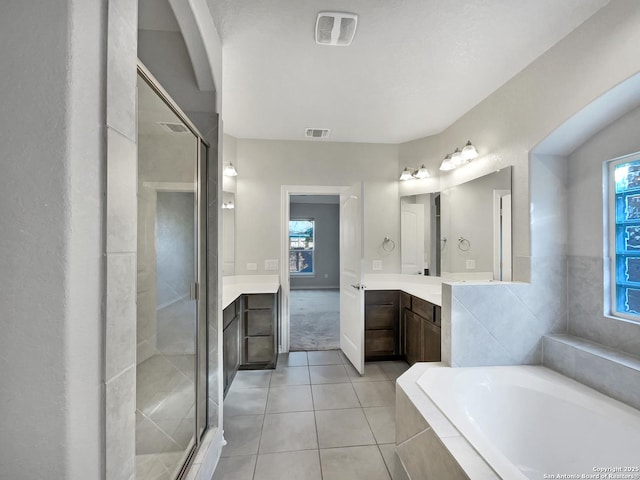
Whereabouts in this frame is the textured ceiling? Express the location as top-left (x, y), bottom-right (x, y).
top-left (207, 0), bottom-right (608, 144)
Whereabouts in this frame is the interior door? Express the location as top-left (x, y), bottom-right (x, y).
top-left (401, 203), bottom-right (425, 274)
top-left (340, 183), bottom-right (365, 374)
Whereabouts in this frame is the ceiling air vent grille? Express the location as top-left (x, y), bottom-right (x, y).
top-left (305, 128), bottom-right (331, 139)
top-left (158, 122), bottom-right (190, 134)
top-left (315, 12), bottom-right (358, 46)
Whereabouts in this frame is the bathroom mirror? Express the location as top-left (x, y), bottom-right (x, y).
top-left (222, 191), bottom-right (235, 276)
top-left (400, 167), bottom-right (512, 280)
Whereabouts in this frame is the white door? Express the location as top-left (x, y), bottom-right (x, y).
top-left (340, 183), bottom-right (365, 374)
top-left (401, 204), bottom-right (425, 274)
top-left (501, 194), bottom-right (512, 281)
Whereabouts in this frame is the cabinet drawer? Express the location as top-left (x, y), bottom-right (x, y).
top-left (365, 304), bottom-right (397, 330)
top-left (245, 293), bottom-right (274, 310)
top-left (365, 290), bottom-right (399, 305)
top-left (412, 297), bottom-right (434, 322)
top-left (245, 336), bottom-right (275, 364)
top-left (245, 310), bottom-right (273, 336)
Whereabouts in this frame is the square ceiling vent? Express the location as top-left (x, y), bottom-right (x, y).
top-left (305, 128), bottom-right (331, 139)
top-left (315, 12), bottom-right (358, 46)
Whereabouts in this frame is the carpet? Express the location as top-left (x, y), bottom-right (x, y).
top-left (289, 289), bottom-right (340, 351)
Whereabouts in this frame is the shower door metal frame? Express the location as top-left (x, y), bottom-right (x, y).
top-left (137, 61), bottom-right (209, 480)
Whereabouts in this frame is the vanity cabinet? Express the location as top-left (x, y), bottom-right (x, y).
top-left (364, 290), bottom-right (400, 360)
top-left (223, 290), bottom-right (280, 395)
top-left (402, 295), bottom-right (441, 365)
top-left (241, 292), bottom-right (279, 369)
top-left (223, 298), bottom-right (241, 396)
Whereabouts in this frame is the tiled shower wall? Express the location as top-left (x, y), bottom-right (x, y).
top-left (442, 155), bottom-right (569, 367)
top-left (104, 0), bottom-right (138, 479)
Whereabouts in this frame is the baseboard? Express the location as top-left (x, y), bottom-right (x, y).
top-left (290, 286), bottom-right (340, 290)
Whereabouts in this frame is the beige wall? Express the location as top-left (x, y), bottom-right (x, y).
top-left (234, 139), bottom-right (401, 275)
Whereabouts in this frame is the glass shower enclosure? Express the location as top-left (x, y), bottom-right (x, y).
top-left (135, 66), bottom-right (208, 480)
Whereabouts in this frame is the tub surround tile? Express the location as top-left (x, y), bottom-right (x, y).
top-left (319, 445), bottom-right (391, 480)
top-left (397, 428), bottom-right (467, 480)
top-left (440, 436), bottom-right (500, 480)
top-left (395, 387), bottom-right (429, 445)
top-left (544, 334), bottom-right (640, 410)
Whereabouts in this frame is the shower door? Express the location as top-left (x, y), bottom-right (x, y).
top-left (136, 66), bottom-right (208, 480)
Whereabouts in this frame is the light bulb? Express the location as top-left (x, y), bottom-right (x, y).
top-left (451, 148), bottom-right (464, 166)
top-left (223, 163), bottom-right (238, 176)
top-left (414, 165), bottom-right (429, 179)
top-left (439, 154), bottom-right (455, 171)
top-left (461, 141), bottom-right (478, 161)
top-left (400, 167), bottom-right (413, 181)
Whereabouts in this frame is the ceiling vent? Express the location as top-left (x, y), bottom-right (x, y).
top-left (157, 122), bottom-right (190, 134)
top-left (305, 128), bottom-right (331, 139)
top-left (315, 12), bottom-right (358, 46)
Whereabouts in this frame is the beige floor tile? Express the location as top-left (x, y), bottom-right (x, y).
top-left (353, 381), bottom-right (395, 407)
top-left (277, 351), bottom-right (308, 367)
top-left (221, 415), bottom-right (264, 457)
top-left (270, 366), bottom-right (310, 386)
top-left (345, 363), bottom-right (389, 382)
top-left (309, 364), bottom-right (350, 384)
top-left (315, 408), bottom-right (375, 448)
top-left (378, 444), bottom-right (410, 480)
top-left (266, 385), bottom-right (313, 413)
top-left (377, 361), bottom-right (410, 381)
top-left (363, 407), bottom-right (396, 444)
top-left (320, 445), bottom-right (391, 480)
top-left (308, 350), bottom-right (343, 365)
top-left (212, 455), bottom-right (257, 480)
top-left (254, 450), bottom-right (322, 480)
top-left (311, 383), bottom-right (360, 410)
top-left (224, 387), bottom-right (268, 417)
top-left (259, 411), bottom-right (318, 454)
top-left (230, 370), bottom-right (272, 390)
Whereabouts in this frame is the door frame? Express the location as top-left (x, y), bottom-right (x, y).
top-left (280, 185), bottom-right (348, 353)
top-left (493, 189), bottom-right (511, 281)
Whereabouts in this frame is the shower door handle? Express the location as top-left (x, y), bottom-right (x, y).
top-left (190, 282), bottom-right (199, 301)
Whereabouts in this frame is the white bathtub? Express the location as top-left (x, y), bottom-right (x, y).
top-left (416, 365), bottom-right (640, 480)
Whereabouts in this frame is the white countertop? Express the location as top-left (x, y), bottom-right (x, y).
top-left (364, 274), bottom-right (442, 306)
top-left (222, 275), bottom-right (280, 309)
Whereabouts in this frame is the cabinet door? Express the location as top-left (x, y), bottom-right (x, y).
top-left (223, 316), bottom-right (240, 395)
top-left (423, 320), bottom-right (441, 362)
top-left (404, 310), bottom-right (422, 366)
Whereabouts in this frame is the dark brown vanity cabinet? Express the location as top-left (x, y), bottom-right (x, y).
top-left (402, 294), bottom-right (441, 365)
top-left (364, 289), bottom-right (441, 365)
top-left (223, 290), bottom-right (279, 396)
top-left (241, 292), bottom-right (279, 369)
top-left (223, 298), bottom-right (241, 396)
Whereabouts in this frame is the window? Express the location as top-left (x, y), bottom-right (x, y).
top-left (610, 155), bottom-right (640, 320)
top-left (289, 219), bottom-right (315, 275)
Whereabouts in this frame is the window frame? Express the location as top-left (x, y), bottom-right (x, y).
top-left (289, 218), bottom-right (316, 276)
top-left (607, 152), bottom-right (640, 323)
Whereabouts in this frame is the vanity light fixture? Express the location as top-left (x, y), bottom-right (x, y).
top-left (222, 201), bottom-right (235, 209)
top-left (439, 154), bottom-right (456, 171)
top-left (400, 167), bottom-right (413, 181)
top-left (223, 163), bottom-right (238, 177)
top-left (400, 165), bottom-right (430, 181)
top-left (451, 148), bottom-right (465, 166)
top-left (461, 140), bottom-right (478, 161)
top-left (414, 165), bottom-right (430, 179)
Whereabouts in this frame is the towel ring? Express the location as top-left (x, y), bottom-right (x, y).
top-left (382, 236), bottom-right (396, 252)
top-left (458, 237), bottom-right (470, 251)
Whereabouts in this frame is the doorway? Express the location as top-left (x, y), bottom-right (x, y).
top-left (288, 195), bottom-right (340, 350)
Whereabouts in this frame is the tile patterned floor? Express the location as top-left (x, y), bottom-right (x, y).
top-left (213, 350), bottom-right (410, 480)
